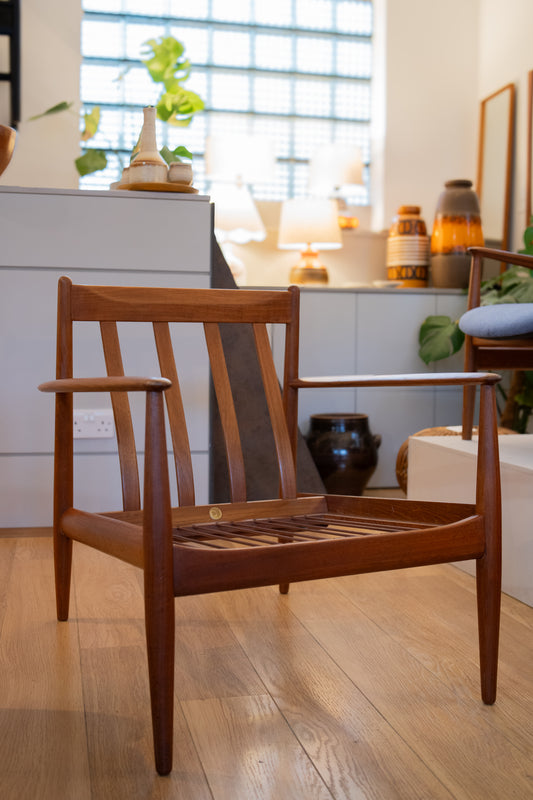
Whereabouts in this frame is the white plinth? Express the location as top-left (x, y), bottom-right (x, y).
top-left (407, 431), bottom-right (533, 607)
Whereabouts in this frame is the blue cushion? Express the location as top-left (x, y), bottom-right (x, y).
top-left (459, 303), bottom-right (533, 338)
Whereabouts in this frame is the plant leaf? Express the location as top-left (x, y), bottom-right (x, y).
top-left (80, 106), bottom-right (101, 141)
top-left (75, 149), bottom-right (107, 177)
top-left (141, 36), bottom-right (186, 84)
top-left (159, 145), bottom-right (193, 165)
top-left (418, 315), bottom-right (465, 364)
top-left (28, 101), bottom-right (74, 121)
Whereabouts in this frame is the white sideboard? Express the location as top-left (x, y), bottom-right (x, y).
top-left (271, 285), bottom-right (468, 488)
top-left (0, 186), bottom-right (212, 526)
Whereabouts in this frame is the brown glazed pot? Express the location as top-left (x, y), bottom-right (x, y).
top-left (306, 413), bottom-right (381, 496)
top-left (430, 179), bottom-right (484, 288)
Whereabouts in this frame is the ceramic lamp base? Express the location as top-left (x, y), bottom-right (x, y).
top-left (289, 247), bottom-right (329, 285)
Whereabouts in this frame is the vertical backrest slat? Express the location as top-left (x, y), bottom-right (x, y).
top-left (204, 322), bottom-right (247, 503)
top-left (100, 321), bottom-right (141, 511)
top-left (283, 285), bottom-right (301, 465)
top-left (153, 322), bottom-right (195, 506)
top-left (253, 322), bottom-right (297, 499)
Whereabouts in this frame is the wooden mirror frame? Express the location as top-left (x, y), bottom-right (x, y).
top-left (526, 70), bottom-right (533, 226)
top-left (476, 83), bottom-right (516, 253)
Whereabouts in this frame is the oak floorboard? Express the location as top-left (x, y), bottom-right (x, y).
top-left (327, 568), bottom-right (533, 755)
top-left (303, 606), bottom-right (533, 798)
top-left (72, 543), bottom-right (213, 800)
top-left (182, 694), bottom-right (334, 800)
top-left (0, 538), bottom-right (91, 800)
top-left (228, 614), bottom-right (455, 800)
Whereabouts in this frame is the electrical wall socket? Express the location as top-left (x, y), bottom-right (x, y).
top-left (73, 409), bottom-right (115, 439)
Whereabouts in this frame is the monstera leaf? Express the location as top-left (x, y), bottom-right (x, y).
top-left (418, 316), bottom-right (465, 365)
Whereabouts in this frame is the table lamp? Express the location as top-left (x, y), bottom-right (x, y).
top-left (205, 133), bottom-right (274, 284)
top-left (278, 197), bottom-right (342, 285)
top-left (209, 182), bottom-right (266, 284)
top-left (307, 143), bottom-right (364, 229)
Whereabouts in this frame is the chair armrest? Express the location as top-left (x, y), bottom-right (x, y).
top-left (38, 376), bottom-right (171, 393)
top-left (466, 246), bottom-right (533, 311)
top-left (293, 372), bottom-right (500, 388)
top-left (469, 246), bottom-right (533, 270)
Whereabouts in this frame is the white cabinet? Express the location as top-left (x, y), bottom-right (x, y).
top-left (0, 186), bottom-right (212, 526)
top-left (273, 285), bottom-right (467, 487)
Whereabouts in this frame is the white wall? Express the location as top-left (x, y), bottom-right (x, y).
top-left (375, 0), bottom-right (480, 233)
top-left (478, 0), bottom-right (533, 249)
top-left (0, 0), bottom-right (81, 189)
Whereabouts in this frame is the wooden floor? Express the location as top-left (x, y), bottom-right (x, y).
top-left (0, 529), bottom-right (532, 799)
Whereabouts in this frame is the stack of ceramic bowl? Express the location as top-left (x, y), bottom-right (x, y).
top-left (386, 205), bottom-right (429, 287)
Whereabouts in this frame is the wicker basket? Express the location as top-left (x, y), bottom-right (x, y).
top-left (395, 426), bottom-right (514, 493)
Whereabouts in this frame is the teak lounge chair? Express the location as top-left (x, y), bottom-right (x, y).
top-left (39, 276), bottom-right (502, 775)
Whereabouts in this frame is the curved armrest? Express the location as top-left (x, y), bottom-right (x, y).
top-left (466, 246), bottom-right (533, 311)
top-left (38, 376), bottom-right (171, 393)
top-left (293, 371), bottom-right (500, 389)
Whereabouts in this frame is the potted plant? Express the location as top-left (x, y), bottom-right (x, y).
top-left (29, 34), bottom-right (203, 179)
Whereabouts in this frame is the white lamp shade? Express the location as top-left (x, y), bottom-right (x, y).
top-left (307, 143), bottom-right (364, 196)
top-left (205, 134), bottom-right (275, 184)
top-left (211, 183), bottom-right (266, 244)
top-left (278, 197), bottom-right (342, 250)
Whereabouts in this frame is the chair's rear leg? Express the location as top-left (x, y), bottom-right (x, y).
top-left (462, 384), bottom-right (476, 440)
top-left (143, 390), bottom-right (175, 775)
top-left (54, 528), bottom-right (73, 621)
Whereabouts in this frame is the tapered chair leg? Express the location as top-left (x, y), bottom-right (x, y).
top-left (54, 392), bottom-right (74, 621)
top-left (143, 390), bottom-right (175, 775)
top-left (475, 383), bottom-right (502, 704)
top-left (144, 574), bottom-right (175, 774)
top-left (476, 549), bottom-right (501, 704)
top-left (54, 529), bottom-right (73, 621)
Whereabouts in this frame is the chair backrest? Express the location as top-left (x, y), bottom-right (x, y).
top-left (55, 276), bottom-right (302, 511)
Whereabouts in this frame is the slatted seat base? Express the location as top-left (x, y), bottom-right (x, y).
top-left (167, 496), bottom-right (486, 596)
top-left (172, 512), bottom-right (424, 549)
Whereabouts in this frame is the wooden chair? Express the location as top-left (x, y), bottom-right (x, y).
top-left (39, 276), bottom-right (502, 775)
top-left (460, 246), bottom-right (533, 439)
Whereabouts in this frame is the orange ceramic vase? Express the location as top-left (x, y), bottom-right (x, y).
top-left (430, 179), bottom-right (484, 288)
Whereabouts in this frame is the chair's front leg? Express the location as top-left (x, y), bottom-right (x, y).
top-left (54, 392), bottom-right (74, 621)
top-left (475, 382), bottom-right (502, 704)
top-left (143, 389), bottom-right (175, 775)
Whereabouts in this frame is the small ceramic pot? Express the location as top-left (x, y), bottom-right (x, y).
top-left (168, 162), bottom-right (193, 185)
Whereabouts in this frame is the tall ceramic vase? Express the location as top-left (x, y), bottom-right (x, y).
top-left (430, 179), bottom-right (484, 288)
top-left (305, 413), bottom-right (381, 496)
top-left (128, 106), bottom-right (168, 185)
top-left (386, 205), bottom-right (429, 287)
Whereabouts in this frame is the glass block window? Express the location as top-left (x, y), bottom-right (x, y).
top-left (80, 1), bottom-right (373, 204)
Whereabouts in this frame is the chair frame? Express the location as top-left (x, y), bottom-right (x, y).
top-left (462, 246), bottom-right (533, 439)
top-left (40, 276), bottom-right (502, 775)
